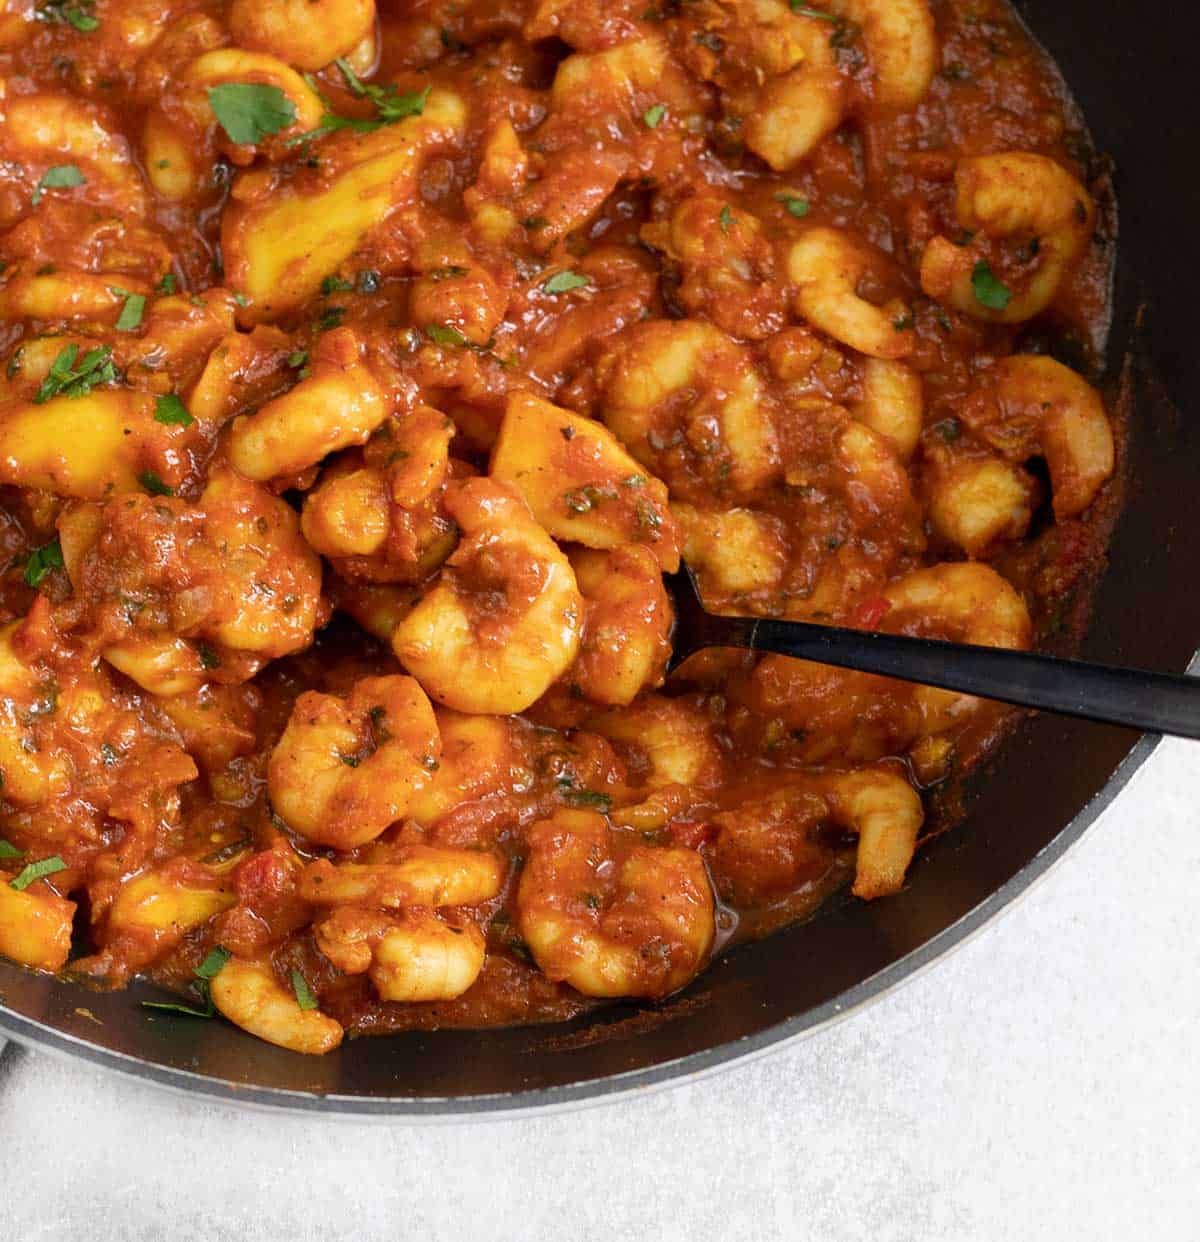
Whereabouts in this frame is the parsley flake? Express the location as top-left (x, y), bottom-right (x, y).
top-left (425, 323), bottom-right (468, 347)
top-left (35, 0), bottom-right (97, 32)
top-left (138, 470), bottom-right (174, 497)
top-left (0, 840), bottom-right (23, 860)
top-left (718, 204), bottom-right (733, 234)
top-left (776, 193), bottom-right (810, 218)
top-left (642, 103), bottom-right (667, 129)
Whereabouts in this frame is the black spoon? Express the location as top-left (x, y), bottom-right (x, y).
top-left (664, 565), bottom-right (1200, 740)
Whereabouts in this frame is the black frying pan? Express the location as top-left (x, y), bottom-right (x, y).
top-left (1, 1), bottom-right (1197, 1115)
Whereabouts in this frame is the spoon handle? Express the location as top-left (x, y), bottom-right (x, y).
top-left (684, 612), bottom-right (1200, 740)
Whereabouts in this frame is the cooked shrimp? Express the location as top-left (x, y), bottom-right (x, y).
top-left (831, 0), bottom-right (937, 107)
top-left (267, 675), bottom-right (441, 848)
top-left (919, 153), bottom-right (1095, 323)
top-left (516, 809), bottom-right (715, 998)
top-left (210, 957), bottom-right (343, 1054)
top-left (788, 227), bottom-right (916, 359)
top-left (598, 319), bottom-right (780, 502)
top-left (392, 478), bottom-right (584, 715)
top-left (316, 907), bottom-right (486, 1002)
top-left (299, 845), bottom-right (503, 908)
top-left (958, 355), bottom-right (1114, 518)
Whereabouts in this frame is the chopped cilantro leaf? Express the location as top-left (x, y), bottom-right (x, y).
top-left (138, 470), bottom-right (174, 497)
top-left (10, 855), bottom-right (67, 891)
top-left (425, 323), bottom-right (468, 347)
top-left (156, 272), bottom-right (178, 294)
top-left (24, 538), bottom-right (63, 587)
top-left (542, 269), bottom-right (591, 295)
top-left (154, 393), bottom-right (194, 427)
top-left (195, 945), bottom-right (232, 980)
top-left (776, 193), bottom-right (810, 218)
top-left (32, 163), bottom-right (84, 207)
top-left (562, 788), bottom-right (613, 813)
top-left (33, 344), bottom-right (117, 403)
top-left (35, 1), bottom-right (98, 32)
top-left (971, 259), bottom-right (1013, 310)
top-left (290, 968), bottom-right (319, 1011)
top-left (207, 83), bottom-right (297, 145)
top-left (320, 274), bottom-right (354, 295)
top-left (111, 287), bottom-right (146, 332)
top-left (142, 943), bottom-right (231, 1018)
top-left (0, 840), bottom-right (23, 860)
top-left (642, 103), bottom-right (667, 129)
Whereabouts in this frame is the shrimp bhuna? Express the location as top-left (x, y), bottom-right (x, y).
top-left (0, 0), bottom-right (1117, 1051)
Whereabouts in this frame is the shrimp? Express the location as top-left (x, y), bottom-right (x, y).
top-left (267, 675), bottom-right (441, 848)
top-left (598, 319), bottom-right (781, 503)
top-left (958, 355), bottom-right (1114, 519)
top-left (392, 478), bottom-right (584, 715)
top-left (143, 49), bottom-right (323, 200)
top-left (853, 358), bottom-right (923, 462)
top-left (228, 0), bottom-right (377, 71)
top-left (315, 907), bottom-right (486, 1003)
top-left (210, 957), bottom-right (343, 1054)
top-left (673, 0), bottom-right (843, 171)
top-left (711, 764), bottom-right (924, 902)
top-left (919, 153), bottom-right (1096, 323)
top-left (880, 562), bottom-right (1032, 735)
top-left (787, 227), bottom-right (916, 359)
top-left (830, 0), bottom-right (937, 107)
top-left (299, 846), bottom-right (503, 908)
top-left (516, 809), bottom-right (715, 998)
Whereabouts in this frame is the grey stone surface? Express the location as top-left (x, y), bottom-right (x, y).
top-left (1, 737), bottom-right (1197, 1241)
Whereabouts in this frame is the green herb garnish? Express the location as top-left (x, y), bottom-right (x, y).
top-left (10, 855), bottom-right (67, 891)
top-left (542, 270), bottom-right (591, 295)
top-left (776, 193), bottom-right (810, 218)
top-left (32, 344), bottom-right (117, 403)
top-left (154, 394), bottom-right (194, 427)
top-left (425, 323), bottom-right (468, 347)
top-left (971, 260), bottom-right (1012, 311)
top-left (34, 0), bottom-right (97, 32)
top-left (111, 287), bottom-right (146, 332)
top-left (24, 538), bottom-right (63, 587)
top-left (290, 968), bottom-right (319, 1010)
top-left (207, 83), bottom-right (297, 145)
top-left (0, 840), bottom-right (24, 860)
top-left (32, 163), bottom-right (84, 207)
top-left (142, 945), bottom-right (231, 1018)
top-left (642, 103), bottom-right (667, 129)
top-left (138, 470), bottom-right (174, 497)
top-left (562, 788), bottom-right (613, 813)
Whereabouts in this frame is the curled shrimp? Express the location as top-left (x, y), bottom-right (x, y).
top-left (516, 809), bottom-right (715, 998)
top-left (880, 562), bottom-right (1032, 735)
top-left (315, 907), bottom-right (486, 1003)
top-left (598, 319), bottom-right (780, 502)
top-left (267, 675), bottom-right (441, 848)
top-left (713, 764), bottom-right (924, 902)
top-left (210, 957), bottom-right (343, 1054)
top-left (228, 0), bottom-right (377, 71)
top-left (392, 478), bottom-right (584, 715)
top-left (831, 0), bottom-right (937, 107)
top-left (920, 153), bottom-right (1095, 323)
top-left (787, 227), bottom-right (916, 359)
top-left (958, 355), bottom-right (1114, 519)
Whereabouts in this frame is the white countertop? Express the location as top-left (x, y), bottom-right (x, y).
top-left (1, 736), bottom-right (1197, 1241)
